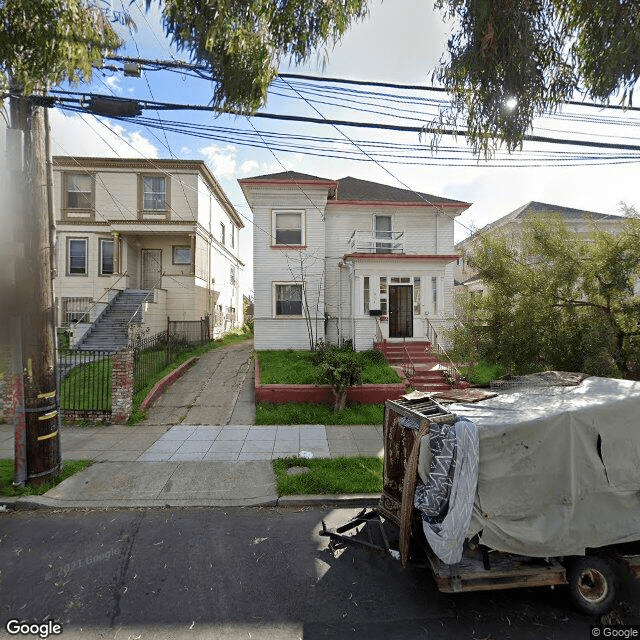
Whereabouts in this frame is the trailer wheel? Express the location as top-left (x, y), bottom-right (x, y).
top-left (568, 556), bottom-right (617, 615)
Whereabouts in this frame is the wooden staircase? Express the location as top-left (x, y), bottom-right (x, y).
top-left (374, 340), bottom-right (453, 392)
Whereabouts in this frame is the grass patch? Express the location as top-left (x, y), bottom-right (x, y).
top-left (128, 331), bottom-right (253, 423)
top-left (461, 361), bottom-right (505, 386)
top-left (0, 459), bottom-right (92, 497)
top-left (256, 402), bottom-right (384, 425)
top-left (258, 349), bottom-right (401, 385)
top-left (59, 358), bottom-right (112, 411)
top-left (273, 456), bottom-right (382, 495)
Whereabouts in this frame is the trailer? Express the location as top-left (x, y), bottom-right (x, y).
top-left (320, 380), bottom-right (640, 615)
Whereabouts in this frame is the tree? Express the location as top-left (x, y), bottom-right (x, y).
top-left (143, 1), bottom-right (640, 154)
top-left (433, 0), bottom-right (640, 155)
top-left (448, 213), bottom-right (640, 378)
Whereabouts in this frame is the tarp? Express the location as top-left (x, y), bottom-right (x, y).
top-left (415, 418), bottom-right (479, 564)
top-left (446, 376), bottom-right (640, 558)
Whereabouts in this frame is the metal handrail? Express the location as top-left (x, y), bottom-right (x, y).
top-left (126, 274), bottom-right (164, 329)
top-left (402, 340), bottom-right (416, 380)
top-left (424, 317), bottom-right (463, 383)
top-left (71, 271), bottom-right (128, 328)
top-left (349, 230), bottom-right (405, 253)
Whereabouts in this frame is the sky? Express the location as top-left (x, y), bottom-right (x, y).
top-left (46, 0), bottom-right (640, 295)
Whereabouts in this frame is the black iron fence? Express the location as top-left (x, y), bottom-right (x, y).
top-left (167, 316), bottom-right (210, 344)
top-left (132, 325), bottom-right (209, 394)
top-left (58, 350), bottom-right (113, 411)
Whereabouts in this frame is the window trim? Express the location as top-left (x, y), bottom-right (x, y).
top-left (99, 237), bottom-right (115, 276)
top-left (220, 222), bottom-right (226, 246)
top-left (67, 237), bottom-right (88, 276)
top-left (373, 213), bottom-right (393, 254)
top-left (172, 245), bottom-right (191, 266)
top-left (271, 209), bottom-right (305, 247)
top-left (272, 281), bottom-right (304, 317)
top-left (62, 172), bottom-right (95, 218)
top-left (138, 173), bottom-right (170, 218)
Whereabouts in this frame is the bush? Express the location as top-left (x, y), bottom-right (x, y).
top-left (316, 349), bottom-right (363, 411)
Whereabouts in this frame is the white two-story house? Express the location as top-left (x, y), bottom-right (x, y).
top-left (239, 171), bottom-right (470, 351)
top-left (53, 156), bottom-right (244, 346)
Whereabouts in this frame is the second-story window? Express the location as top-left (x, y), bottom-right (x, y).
top-left (221, 222), bottom-right (226, 245)
top-left (230, 225), bottom-right (235, 248)
top-left (65, 173), bottom-right (93, 210)
top-left (141, 176), bottom-right (167, 211)
top-left (273, 210), bottom-right (304, 246)
top-left (375, 215), bottom-right (392, 253)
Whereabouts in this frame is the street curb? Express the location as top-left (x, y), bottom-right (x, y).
top-left (276, 493), bottom-right (380, 508)
top-left (1, 494), bottom-right (380, 511)
top-left (140, 357), bottom-right (199, 410)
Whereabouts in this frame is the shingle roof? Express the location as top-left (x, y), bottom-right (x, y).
top-left (334, 176), bottom-right (469, 206)
top-left (239, 171), bottom-right (469, 207)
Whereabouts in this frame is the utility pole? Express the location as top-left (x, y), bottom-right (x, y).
top-left (7, 86), bottom-right (61, 486)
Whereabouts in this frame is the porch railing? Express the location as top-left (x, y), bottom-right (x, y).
top-left (126, 274), bottom-right (163, 330)
top-left (424, 318), bottom-right (463, 384)
top-left (348, 230), bottom-right (405, 253)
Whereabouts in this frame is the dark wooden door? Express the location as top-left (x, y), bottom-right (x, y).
top-left (389, 285), bottom-right (413, 338)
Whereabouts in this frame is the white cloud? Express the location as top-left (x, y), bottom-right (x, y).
top-left (199, 143), bottom-right (298, 180)
top-left (103, 75), bottom-right (122, 93)
top-left (49, 110), bottom-right (159, 159)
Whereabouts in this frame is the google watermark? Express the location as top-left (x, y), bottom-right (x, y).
top-left (44, 546), bottom-right (120, 581)
top-left (5, 620), bottom-right (62, 639)
top-left (592, 627), bottom-right (640, 638)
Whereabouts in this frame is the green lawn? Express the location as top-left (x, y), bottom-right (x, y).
top-left (273, 456), bottom-right (383, 495)
top-left (460, 361), bottom-right (505, 385)
top-left (0, 459), bottom-right (92, 496)
top-left (256, 402), bottom-right (384, 425)
top-left (59, 358), bottom-right (112, 411)
top-left (257, 349), bottom-right (402, 384)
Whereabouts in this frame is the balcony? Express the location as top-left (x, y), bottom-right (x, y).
top-left (348, 230), bottom-right (405, 254)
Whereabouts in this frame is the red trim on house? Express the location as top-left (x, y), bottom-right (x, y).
top-left (343, 253), bottom-right (460, 262)
top-left (238, 178), bottom-right (337, 188)
top-left (272, 245), bottom-right (307, 250)
top-left (327, 200), bottom-right (470, 209)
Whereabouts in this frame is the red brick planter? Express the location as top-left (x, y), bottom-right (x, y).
top-left (254, 359), bottom-right (408, 405)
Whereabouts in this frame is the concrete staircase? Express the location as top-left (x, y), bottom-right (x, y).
top-left (375, 340), bottom-right (452, 391)
top-left (75, 289), bottom-right (150, 352)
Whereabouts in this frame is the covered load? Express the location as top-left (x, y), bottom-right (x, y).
top-left (446, 375), bottom-right (640, 558)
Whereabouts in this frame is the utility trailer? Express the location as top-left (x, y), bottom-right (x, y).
top-left (321, 383), bottom-right (640, 615)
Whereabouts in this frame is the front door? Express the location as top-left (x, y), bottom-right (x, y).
top-left (389, 285), bottom-right (413, 338)
top-left (141, 249), bottom-right (162, 289)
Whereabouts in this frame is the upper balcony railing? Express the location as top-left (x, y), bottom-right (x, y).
top-left (348, 230), bottom-right (405, 254)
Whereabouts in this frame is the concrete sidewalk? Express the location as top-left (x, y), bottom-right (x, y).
top-left (0, 339), bottom-right (383, 509)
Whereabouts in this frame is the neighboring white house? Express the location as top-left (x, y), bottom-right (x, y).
top-left (53, 156), bottom-right (244, 343)
top-left (454, 201), bottom-right (631, 295)
top-left (239, 171), bottom-right (470, 351)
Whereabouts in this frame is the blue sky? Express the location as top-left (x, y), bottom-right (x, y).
top-left (48, 0), bottom-right (640, 294)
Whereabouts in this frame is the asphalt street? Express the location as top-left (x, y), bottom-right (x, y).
top-left (2, 507), bottom-right (640, 639)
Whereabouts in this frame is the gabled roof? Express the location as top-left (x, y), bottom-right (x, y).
top-left (239, 171), bottom-right (470, 209)
top-left (333, 176), bottom-right (468, 207)
top-left (457, 200), bottom-right (626, 246)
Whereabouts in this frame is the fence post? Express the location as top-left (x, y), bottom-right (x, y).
top-left (111, 347), bottom-right (133, 424)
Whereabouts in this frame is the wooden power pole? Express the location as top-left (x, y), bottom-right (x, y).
top-left (8, 88), bottom-right (61, 485)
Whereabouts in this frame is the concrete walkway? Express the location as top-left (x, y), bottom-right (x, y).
top-left (0, 339), bottom-right (383, 509)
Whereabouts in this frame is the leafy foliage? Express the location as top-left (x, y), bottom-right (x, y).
top-left (0, 0), bottom-right (121, 98)
top-left (151, 0), bottom-right (368, 112)
top-left (435, 0), bottom-right (640, 154)
top-left (315, 347), bottom-right (363, 411)
top-left (449, 212), bottom-right (640, 377)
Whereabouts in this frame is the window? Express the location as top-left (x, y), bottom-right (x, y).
top-left (380, 277), bottom-right (387, 315)
top-left (68, 238), bottom-right (87, 275)
top-left (274, 283), bottom-right (303, 316)
top-left (172, 245), bottom-right (191, 265)
top-left (230, 265), bottom-right (236, 286)
top-left (65, 173), bottom-right (93, 209)
top-left (432, 276), bottom-right (438, 314)
top-left (413, 277), bottom-right (421, 315)
top-left (375, 215), bottom-right (392, 253)
top-left (141, 176), bottom-right (167, 211)
top-left (230, 225), bottom-right (235, 248)
top-left (62, 297), bottom-right (92, 325)
top-left (221, 222), bottom-right (226, 245)
top-left (100, 239), bottom-right (114, 275)
top-left (273, 210), bottom-right (304, 245)
top-left (363, 276), bottom-right (370, 313)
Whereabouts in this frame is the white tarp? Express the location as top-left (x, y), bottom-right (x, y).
top-left (447, 376), bottom-right (640, 557)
